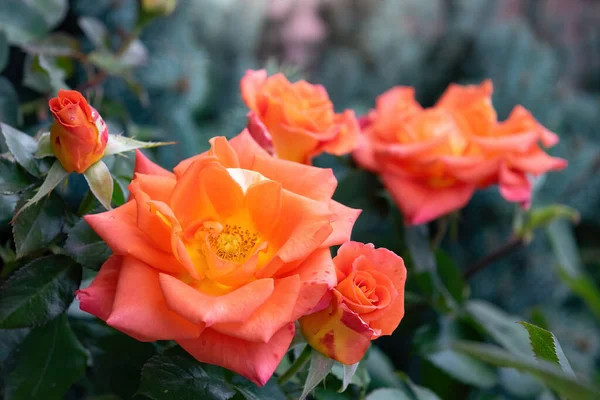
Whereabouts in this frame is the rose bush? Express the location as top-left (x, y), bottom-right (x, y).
top-left (49, 90), bottom-right (109, 174)
top-left (300, 242), bottom-right (406, 365)
top-left (241, 69), bottom-right (359, 164)
top-left (76, 130), bottom-right (361, 385)
top-left (355, 81), bottom-right (567, 225)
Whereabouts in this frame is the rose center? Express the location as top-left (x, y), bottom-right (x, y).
top-left (207, 224), bottom-right (259, 262)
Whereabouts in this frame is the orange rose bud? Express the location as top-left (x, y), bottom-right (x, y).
top-left (354, 81), bottom-right (566, 225)
top-left (300, 242), bottom-right (406, 365)
top-left (49, 90), bottom-right (109, 174)
top-left (241, 69), bottom-right (359, 164)
top-left (77, 130), bottom-right (361, 385)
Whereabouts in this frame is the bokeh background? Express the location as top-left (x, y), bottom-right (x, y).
top-left (1, 0), bottom-right (600, 398)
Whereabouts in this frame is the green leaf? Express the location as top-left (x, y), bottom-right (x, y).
top-left (546, 220), bottom-right (600, 320)
top-left (0, 81), bottom-right (22, 133)
top-left (0, 158), bottom-right (32, 194)
top-left (515, 204), bottom-right (579, 241)
top-left (21, 32), bottom-right (79, 58)
top-left (34, 132), bottom-right (52, 158)
top-left (331, 362), bottom-right (365, 392)
top-left (71, 319), bottom-right (155, 400)
top-left (0, 328), bottom-right (30, 365)
top-left (453, 341), bottom-right (599, 400)
top-left (84, 160), bottom-right (113, 210)
top-left (0, 30), bottom-right (8, 72)
top-left (13, 160), bottom-right (68, 220)
top-left (104, 134), bottom-right (175, 157)
top-left (299, 350), bottom-right (334, 400)
top-left (366, 388), bottom-right (412, 400)
top-left (363, 346), bottom-right (402, 389)
top-left (64, 217), bottom-right (111, 271)
top-left (465, 300), bottom-right (531, 355)
top-left (0, 123), bottom-right (40, 177)
top-left (78, 17), bottom-right (108, 49)
top-left (138, 346), bottom-right (283, 400)
top-left (426, 349), bottom-right (498, 388)
top-left (0, 255), bottom-right (81, 328)
top-left (12, 187), bottom-right (65, 258)
top-left (23, 54), bottom-right (69, 95)
top-left (518, 322), bottom-right (574, 376)
top-left (4, 314), bottom-right (88, 400)
top-left (435, 250), bottom-right (470, 304)
top-left (405, 225), bottom-right (457, 311)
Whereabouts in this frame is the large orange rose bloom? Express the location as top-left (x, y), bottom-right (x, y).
top-left (77, 131), bottom-right (361, 385)
top-left (354, 81), bottom-right (567, 225)
top-left (49, 90), bottom-right (109, 173)
top-left (241, 69), bottom-right (359, 164)
top-left (300, 242), bottom-right (406, 365)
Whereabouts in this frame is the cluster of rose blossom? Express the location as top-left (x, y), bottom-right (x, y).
top-left (47, 68), bottom-right (565, 386)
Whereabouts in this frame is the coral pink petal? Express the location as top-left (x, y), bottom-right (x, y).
top-left (84, 203), bottom-right (183, 274)
top-left (159, 274), bottom-right (274, 326)
top-left (178, 323), bottom-right (295, 386)
top-left (250, 154), bottom-right (337, 201)
top-left (498, 164), bottom-right (532, 208)
top-left (76, 255), bottom-right (123, 321)
top-left (106, 257), bottom-right (202, 341)
top-left (321, 200), bottom-right (361, 247)
top-left (286, 248), bottom-right (337, 320)
top-left (382, 173), bottom-right (476, 225)
top-left (212, 275), bottom-right (301, 343)
top-left (135, 150), bottom-right (175, 178)
top-left (229, 129), bottom-right (271, 169)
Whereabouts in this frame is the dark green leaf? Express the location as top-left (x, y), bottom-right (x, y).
top-left (0, 158), bottom-right (32, 194)
top-left (78, 17), bottom-right (108, 49)
top-left (0, 123), bottom-right (39, 177)
top-left (23, 54), bottom-right (69, 95)
top-left (518, 322), bottom-right (574, 376)
top-left (0, 78), bottom-right (21, 128)
top-left (435, 250), bottom-right (470, 304)
top-left (453, 341), bottom-right (599, 400)
top-left (64, 217), bottom-right (111, 271)
top-left (0, 328), bottom-right (30, 365)
top-left (139, 346), bottom-right (272, 400)
top-left (0, 255), bottom-right (81, 328)
top-left (12, 188), bottom-right (65, 258)
top-left (0, 30), bottom-right (8, 72)
top-left (4, 314), bottom-right (88, 400)
top-left (229, 375), bottom-right (286, 400)
top-left (71, 319), bottom-right (155, 400)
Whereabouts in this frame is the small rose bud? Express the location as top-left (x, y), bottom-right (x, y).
top-left (142, 0), bottom-right (177, 16)
top-left (49, 90), bottom-right (108, 174)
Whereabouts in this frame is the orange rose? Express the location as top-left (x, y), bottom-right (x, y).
top-left (241, 69), bottom-right (359, 164)
top-left (354, 81), bottom-right (566, 225)
top-left (76, 130), bottom-right (360, 385)
top-left (300, 242), bottom-right (406, 365)
top-left (49, 90), bottom-right (109, 173)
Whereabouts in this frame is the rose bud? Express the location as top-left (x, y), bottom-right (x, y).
top-left (49, 90), bottom-right (108, 174)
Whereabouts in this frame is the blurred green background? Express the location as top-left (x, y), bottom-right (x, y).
top-left (1, 0), bottom-right (600, 398)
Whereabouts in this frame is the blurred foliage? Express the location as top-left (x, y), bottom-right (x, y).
top-left (1, 0), bottom-right (600, 399)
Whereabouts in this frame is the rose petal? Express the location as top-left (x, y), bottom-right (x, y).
top-left (212, 275), bottom-right (301, 343)
top-left (321, 200), bottom-right (361, 247)
top-left (159, 274), bottom-right (274, 326)
top-left (135, 149), bottom-right (175, 178)
top-left (76, 255), bottom-right (122, 321)
top-left (381, 173), bottom-right (476, 225)
top-left (177, 322), bottom-right (295, 386)
top-left (106, 257), bottom-right (202, 341)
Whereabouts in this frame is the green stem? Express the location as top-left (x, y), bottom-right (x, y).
top-left (278, 345), bottom-right (312, 385)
